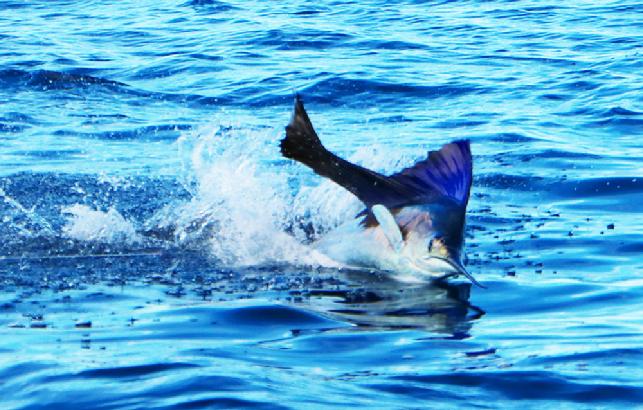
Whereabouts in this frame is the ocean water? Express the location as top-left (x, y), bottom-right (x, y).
top-left (1, 0), bottom-right (642, 408)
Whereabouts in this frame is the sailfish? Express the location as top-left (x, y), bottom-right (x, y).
top-left (280, 96), bottom-right (482, 287)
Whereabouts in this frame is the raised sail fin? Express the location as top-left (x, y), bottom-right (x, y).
top-left (389, 140), bottom-right (473, 207)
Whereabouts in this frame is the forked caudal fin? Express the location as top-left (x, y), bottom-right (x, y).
top-left (281, 95), bottom-right (409, 207)
top-left (281, 95), bottom-right (327, 165)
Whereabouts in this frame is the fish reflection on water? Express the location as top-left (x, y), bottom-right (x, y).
top-left (297, 270), bottom-right (483, 336)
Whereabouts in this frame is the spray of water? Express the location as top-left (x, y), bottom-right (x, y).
top-left (62, 204), bottom-right (142, 244)
top-left (61, 122), bottom-right (421, 269)
top-left (0, 186), bottom-right (55, 236)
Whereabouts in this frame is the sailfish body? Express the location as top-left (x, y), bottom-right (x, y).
top-left (280, 96), bottom-right (481, 287)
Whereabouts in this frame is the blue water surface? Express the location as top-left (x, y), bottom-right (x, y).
top-left (1, 1), bottom-right (642, 409)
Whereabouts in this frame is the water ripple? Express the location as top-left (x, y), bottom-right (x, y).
top-left (393, 371), bottom-right (643, 403)
top-left (1, 1), bottom-right (642, 408)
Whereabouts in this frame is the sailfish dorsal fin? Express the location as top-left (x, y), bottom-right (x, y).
top-left (388, 140), bottom-right (472, 207)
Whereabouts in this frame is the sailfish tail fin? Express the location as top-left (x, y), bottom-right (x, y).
top-left (280, 96), bottom-right (404, 206)
top-left (281, 95), bottom-right (328, 166)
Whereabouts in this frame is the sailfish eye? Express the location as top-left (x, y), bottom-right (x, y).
top-left (428, 237), bottom-right (441, 252)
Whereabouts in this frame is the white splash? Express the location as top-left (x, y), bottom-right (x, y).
top-left (61, 122), bottom-right (425, 270)
top-left (291, 144), bottom-right (414, 240)
top-left (149, 124), bottom-right (340, 267)
top-left (62, 204), bottom-right (142, 244)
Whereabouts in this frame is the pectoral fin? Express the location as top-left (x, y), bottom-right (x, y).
top-left (372, 204), bottom-right (403, 253)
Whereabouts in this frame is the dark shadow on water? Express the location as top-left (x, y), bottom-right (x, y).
top-left (296, 269), bottom-right (484, 337)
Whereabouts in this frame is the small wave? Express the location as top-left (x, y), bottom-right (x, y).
top-left (52, 124), bottom-right (192, 141)
top-left (0, 112), bottom-right (39, 124)
top-left (432, 119), bottom-right (487, 129)
top-left (478, 54), bottom-right (580, 67)
top-left (187, 52), bottom-right (225, 62)
top-left (174, 398), bottom-right (289, 410)
top-left (0, 68), bottom-right (126, 90)
top-left (550, 177), bottom-right (643, 198)
top-left (9, 149), bottom-right (84, 159)
top-left (293, 9), bottom-right (326, 16)
top-left (603, 106), bottom-right (643, 117)
top-left (593, 3), bottom-right (643, 13)
top-left (0, 362), bottom-right (54, 381)
top-left (0, 68), bottom-right (484, 111)
top-left (0, 67), bottom-right (197, 107)
top-left (286, 77), bottom-right (485, 107)
top-left (0, 1), bottom-right (31, 9)
top-left (0, 123), bottom-right (29, 133)
top-left (589, 117), bottom-right (643, 129)
top-left (538, 93), bottom-right (573, 101)
top-left (393, 371), bottom-right (643, 403)
top-left (527, 347), bottom-right (643, 365)
top-left (77, 363), bottom-right (199, 379)
top-left (476, 174), bottom-right (546, 191)
top-left (485, 133), bottom-right (537, 143)
top-left (354, 39), bottom-right (429, 51)
top-left (514, 149), bottom-right (601, 161)
top-left (218, 305), bottom-right (336, 327)
top-left (249, 29), bottom-right (352, 50)
top-left (618, 241), bottom-right (643, 253)
top-left (562, 80), bottom-right (600, 91)
top-left (182, 0), bottom-right (237, 12)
